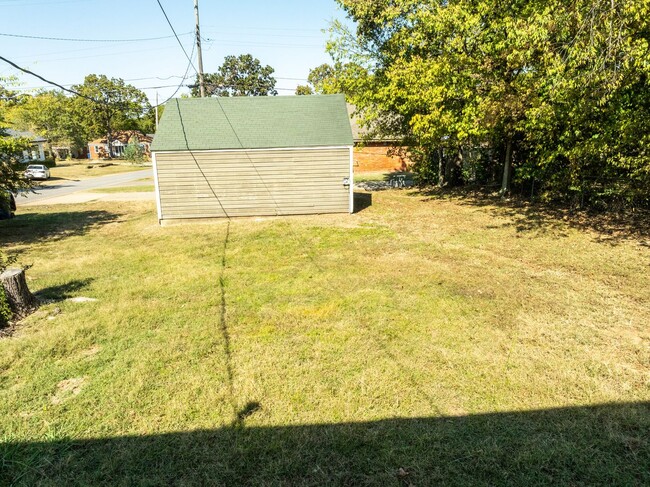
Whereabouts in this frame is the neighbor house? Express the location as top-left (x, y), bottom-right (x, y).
top-left (347, 105), bottom-right (410, 173)
top-left (5, 129), bottom-right (49, 162)
top-left (151, 95), bottom-right (353, 223)
top-left (88, 130), bottom-right (153, 159)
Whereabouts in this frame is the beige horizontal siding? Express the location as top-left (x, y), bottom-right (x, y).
top-left (155, 148), bottom-right (351, 219)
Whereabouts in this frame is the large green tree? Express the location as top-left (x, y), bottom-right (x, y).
top-left (72, 75), bottom-right (151, 157)
top-left (0, 78), bottom-right (31, 194)
top-left (193, 54), bottom-right (277, 97)
top-left (7, 90), bottom-right (88, 155)
top-left (330, 0), bottom-right (650, 206)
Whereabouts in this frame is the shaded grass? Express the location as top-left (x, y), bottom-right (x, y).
top-left (0, 192), bottom-right (648, 485)
top-left (3, 403), bottom-right (648, 486)
top-left (418, 186), bottom-right (650, 245)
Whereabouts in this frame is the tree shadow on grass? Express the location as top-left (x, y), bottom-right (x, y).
top-left (1, 402), bottom-right (648, 486)
top-left (0, 210), bottom-right (120, 247)
top-left (34, 278), bottom-right (94, 302)
top-left (417, 187), bottom-right (650, 246)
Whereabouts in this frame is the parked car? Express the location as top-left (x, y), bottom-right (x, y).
top-left (24, 164), bottom-right (50, 180)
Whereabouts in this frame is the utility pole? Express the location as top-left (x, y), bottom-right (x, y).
top-left (155, 91), bottom-right (159, 130)
top-left (194, 0), bottom-right (206, 97)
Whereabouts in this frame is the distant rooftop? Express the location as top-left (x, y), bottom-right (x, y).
top-left (4, 128), bottom-right (47, 142)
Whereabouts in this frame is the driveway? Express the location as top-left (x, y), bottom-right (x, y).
top-left (17, 169), bottom-right (153, 206)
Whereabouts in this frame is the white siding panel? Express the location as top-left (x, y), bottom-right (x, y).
top-left (154, 147), bottom-right (351, 220)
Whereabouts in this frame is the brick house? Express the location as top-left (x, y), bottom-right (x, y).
top-left (347, 105), bottom-right (410, 173)
top-left (88, 130), bottom-right (153, 160)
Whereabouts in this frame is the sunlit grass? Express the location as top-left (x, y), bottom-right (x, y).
top-left (0, 191), bottom-right (648, 484)
top-left (42, 160), bottom-right (148, 183)
top-left (87, 185), bottom-right (154, 193)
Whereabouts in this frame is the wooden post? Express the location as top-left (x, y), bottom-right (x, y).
top-left (0, 268), bottom-right (37, 320)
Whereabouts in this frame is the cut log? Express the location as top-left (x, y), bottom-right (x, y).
top-left (0, 268), bottom-right (38, 319)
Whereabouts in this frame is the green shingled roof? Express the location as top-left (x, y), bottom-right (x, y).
top-left (151, 94), bottom-right (353, 152)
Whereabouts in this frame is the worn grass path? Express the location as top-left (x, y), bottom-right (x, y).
top-left (0, 192), bottom-right (648, 485)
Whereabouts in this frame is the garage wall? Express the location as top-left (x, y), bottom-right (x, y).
top-left (154, 147), bottom-right (352, 220)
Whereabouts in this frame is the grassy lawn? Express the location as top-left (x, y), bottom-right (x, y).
top-left (87, 185), bottom-right (155, 194)
top-left (0, 191), bottom-right (648, 485)
top-left (40, 160), bottom-right (148, 185)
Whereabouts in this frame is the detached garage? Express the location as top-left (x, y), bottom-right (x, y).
top-left (151, 94), bottom-right (354, 223)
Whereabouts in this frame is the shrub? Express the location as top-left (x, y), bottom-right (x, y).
top-left (41, 157), bottom-right (56, 168)
top-left (123, 137), bottom-right (146, 163)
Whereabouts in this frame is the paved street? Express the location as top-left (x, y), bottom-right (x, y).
top-left (16, 169), bottom-right (153, 205)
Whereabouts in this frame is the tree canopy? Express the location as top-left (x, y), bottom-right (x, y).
top-left (0, 78), bottom-right (32, 194)
top-left (193, 54), bottom-right (278, 97)
top-left (295, 84), bottom-right (314, 95)
top-left (72, 75), bottom-right (151, 144)
top-left (1, 75), bottom-right (153, 159)
top-left (330, 0), bottom-right (650, 208)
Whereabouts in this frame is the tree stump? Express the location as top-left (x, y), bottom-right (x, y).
top-left (1, 268), bottom-right (38, 320)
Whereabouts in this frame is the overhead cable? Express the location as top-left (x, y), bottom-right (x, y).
top-left (0, 54), bottom-right (97, 103)
top-left (0, 31), bottom-right (192, 43)
top-left (154, 0), bottom-right (199, 75)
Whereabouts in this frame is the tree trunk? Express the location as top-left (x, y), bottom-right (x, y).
top-left (438, 148), bottom-right (445, 188)
top-left (106, 131), bottom-right (113, 159)
top-left (1, 268), bottom-right (38, 319)
top-left (500, 138), bottom-right (513, 196)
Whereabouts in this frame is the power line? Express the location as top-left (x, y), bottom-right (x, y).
top-left (0, 54), bottom-right (96, 103)
top-left (0, 31), bottom-right (192, 43)
top-left (154, 0), bottom-right (199, 76)
top-left (153, 42), bottom-right (196, 108)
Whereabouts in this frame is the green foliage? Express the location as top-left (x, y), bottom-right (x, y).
top-left (6, 90), bottom-right (87, 152)
top-left (331, 0), bottom-right (650, 208)
top-left (307, 64), bottom-right (338, 94)
top-left (294, 85), bottom-right (313, 96)
top-left (1, 78), bottom-right (33, 193)
top-left (194, 54), bottom-right (277, 97)
top-left (306, 63), bottom-right (360, 95)
top-left (40, 157), bottom-right (57, 168)
top-left (0, 134), bottom-right (32, 193)
top-left (71, 75), bottom-right (151, 145)
top-left (122, 137), bottom-right (146, 163)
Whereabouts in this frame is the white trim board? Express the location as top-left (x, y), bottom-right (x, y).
top-left (349, 146), bottom-right (354, 214)
top-left (152, 152), bottom-right (162, 222)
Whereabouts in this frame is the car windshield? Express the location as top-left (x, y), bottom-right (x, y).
top-left (26, 165), bottom-right (45, 170)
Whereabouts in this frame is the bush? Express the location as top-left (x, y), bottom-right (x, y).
top-left (123, 138), bottom-right (146, 163)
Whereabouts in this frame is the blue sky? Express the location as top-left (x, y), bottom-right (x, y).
top-left (0, 0), bottom-right (352, 104)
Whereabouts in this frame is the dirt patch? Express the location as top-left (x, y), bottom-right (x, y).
top-left (67, 296), bottom-right (98, 303)
top-left (51, 377), bottom-right (85, 404)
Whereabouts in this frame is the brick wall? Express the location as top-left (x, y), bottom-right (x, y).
top-left (88, 143), bottom-right (107, 160)
top-left (354, 143), bottom-right (410, 172)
